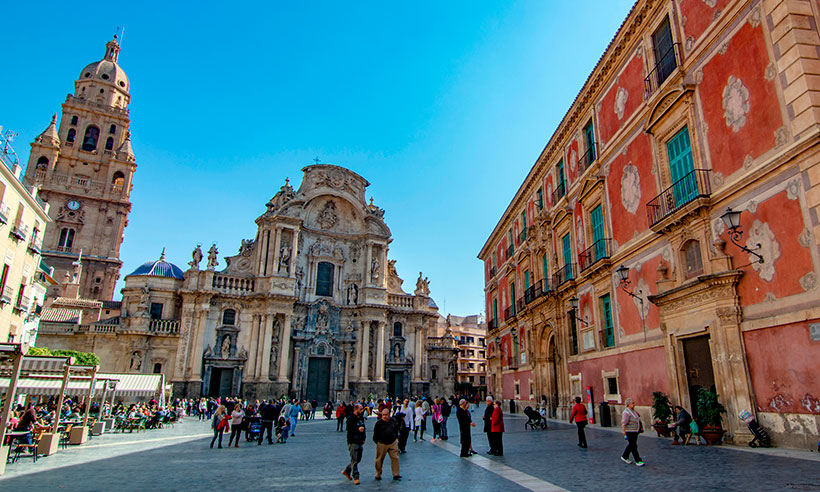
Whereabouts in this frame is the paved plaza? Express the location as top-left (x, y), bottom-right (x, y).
top-left (2, 407), bottom-right (819, 491)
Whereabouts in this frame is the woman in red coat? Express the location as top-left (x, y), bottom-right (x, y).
top-left (569, 396), bottom-right (588, 448)
top-left (490, 400), bottom-right (505, 456)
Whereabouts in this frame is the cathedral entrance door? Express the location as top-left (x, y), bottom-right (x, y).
top-left (388, 371), bottom-right (404, 399)
top-left (682, 335), bottom-right (715, 420)
top-left (305, 358), bottom-right (330, 404)
top-left (209, 368), bottom-right (234, 398)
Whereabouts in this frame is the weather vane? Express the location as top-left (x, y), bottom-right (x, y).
top-left (313, 157), bottom-right (321, 164)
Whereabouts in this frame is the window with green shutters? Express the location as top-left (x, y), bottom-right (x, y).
top-left (522, 211), bottom-right (527, 240)
top-left (562, 233), bottom-right (573, 280)
top-left (591, 205), bottom-right (605, 261)
top-left (537, 188), bottom-right (544, 209)
top-left (667, 126), bottom-right (697, 205)
top-left (511, 283), bottom-right (516, 316)
top-left (585, 121), bottom-right (596, 164)
top-left (542, 254), bottom-right (549, 291)
top-left (524, 270), bottom-right (530, 291)
top-left (493, 299), bottom-right (498, 328)
top-left (601, 293), bottom-right (614, 348)
top-left (569, 312), bottom-right (578, 355)
top-left (557, 161), bottom-right (566, 198)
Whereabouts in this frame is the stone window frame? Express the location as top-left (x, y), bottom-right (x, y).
top-left (601, 368), bottom-right (622, 403)
top-left (514, 379), bottom-right (521, 399)
top-left (596, 290), bottom-right (616, 351)
top-left (642, 4), bottom-right (681, 96)
top-left (647, 97), bottom-right (704, 197)
top-left (569, 372), bottom-right (583, 399)
top-left (553, 214), bottom-right (573, 276)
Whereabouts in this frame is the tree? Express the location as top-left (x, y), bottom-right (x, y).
top-left (26, 346), bottom-right (100, 366)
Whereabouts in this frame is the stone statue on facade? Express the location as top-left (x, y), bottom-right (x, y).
top-left (371, 257), bottom-right (380, 282)
top-left (414, 272), bottom-right (430, 296)
top-left (130, 351), bottom-right (142, 371)
top-left (207, 244), bottom-right (219, 270)
top-left (221, 336), bottom-right (231, 359)
top-left (189, 244), bottom-right (203, 270)
top-left (137, 287), bottom-right (150, 318)
top-left (347, 283), bottom-right (358, 305)
top-left (279, 245), bottom-right (291, 274)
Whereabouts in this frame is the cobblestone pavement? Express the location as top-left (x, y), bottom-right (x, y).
top-left (1, 407), bottom-right (819, 491)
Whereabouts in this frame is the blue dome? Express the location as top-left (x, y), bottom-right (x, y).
top-left (128, 252), bottom-right (184, 280)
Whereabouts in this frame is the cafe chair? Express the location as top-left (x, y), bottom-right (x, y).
top-left (12, 430), bottom-right (44, 464)
top-left (59, 424), bottom-right (73, 449)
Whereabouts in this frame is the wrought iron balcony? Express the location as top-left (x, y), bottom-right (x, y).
top-left (27, 239), bottom-right (42, 255)
top-left (646, 169), bottom-right (712, 227)
top-left (516, 296), bottom-right (526, 313)
top-left (503, 305), bottom-right (515, 321)
top-left (517, 229), bottom-right (527, 246)
top-left (524, 280), bottom-right (548, 304)
top-left (578, 143), bottom-right (597, 175)
top-left (56, 245), bottom-right (73, 253)
top-left (0, 286), bottom-right (13, 304)
top-left (487, 318), bottom-right (497, 330)
top-left (505, 245), bottom-right (514, 259)
top-left (9, 223), bottom-right (26, 241)
top-left (0, 203), bottom-right (9, 225)
top-left (489, 266), bottom-right (497, 278)
top-left (645, 43), bottom-right (680, 97)
top-left (552, 181), bottom-right (567, 204)
top-left (579, 238), bottom-right (612, 272)
top-left (553, 263), bottom-right (576, 287)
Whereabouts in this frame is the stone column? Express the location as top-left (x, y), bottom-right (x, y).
top-left (364, 242), bottom-right (372, 286)
top-left (260, 314), bottom-right (272, 381)
top-left (413, 326), bottom-right (423, 381)
top-left (271, 227), bottom-right (282, 276)
top-left (344, 349), bottom-right (351, 388)
top-left (276, 314), bottom-right (292, 382)
top-left (360, 321), bottom-right (370, 381)
top-left (288, 228), bottom-right (299, 277)
top-left (292, 346), bottom-right (301, 394)
top-left (376, 321), bottom-right (386, 382)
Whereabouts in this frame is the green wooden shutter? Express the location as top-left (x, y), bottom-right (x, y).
top-left (585, 122), bottom-right (596, 163)
top-left (542, 254), bottom-right (549, 290)
top-left (525, 270), bottom-right (530, 291)
top-left (602, 294), bottom-right (614, 347)
top-left (511, 283), bottom-right (516, 316)
top-left (667, 126), bottom-right (696, 205)
top-left (562, 233), bottom-right (573, 280)
top-left (557, 161), bottom-right (566, 195)
top-left (493, 299), bottom-right (498, 328)
top-left (591, 205), bottom-right (605, 261)
top-left (522, 211), bottom-right (527, 239)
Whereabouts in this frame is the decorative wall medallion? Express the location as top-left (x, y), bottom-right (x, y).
top-left (575, 216), bottom-right (585, 252)
top-left (694, 68), bottom-right (703, 84)
top-left (702, 0), bottom-right (717, 7)
top-left (746, 200), bottom-right (758, 213)
top-left (799, 228), bottom-right (811, 248)
top-left (722, 76), bottom-right (750, 132)
top-left (317, 200), bottom-right (338, 229)
top-left (764, 63), bottom-right (776, 81)
top-left (634, 278), bottom-right (650, 320)
top-left (713, 218), bottom-right (725, 238)
top-left (775, 126), bottom-right (789, 148)
top-left (712, 172), bottom-right (725, 189)
top-left (614, 87), bottom-right (629, 120)
top-left (743, 155), bottom-right (754, 169)
top-left (749, 7), bottom-right (761, 27)
top-left (620, 163), bottom-right (641, 214)
top-left (569, 148), bottom-right (578, 173)
top-left (800, 272), bottom-right (818, 292)
top-left (787, 177), bottom-right (802, 200)
top-left (747, 220), bottom-right (780, 281)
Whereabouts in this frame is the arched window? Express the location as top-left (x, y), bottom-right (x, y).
top-left (222, 309), bottom-right (236, 326)
top-left (682, 240), bottom-right (703, 279)
top-left (81, 125), bottom-right (100, 151)
top-left (393, 322), bottom-right (402, 337)
top-left (112, 171), bottom-right (125, 187)
top-left (153, 363), bottom-right (162, 374)
top-left (109, 124), bottom-right (116, 134)
top-left (66, 129), bottom-right (76, 143)
top-left (58, 228), bottom-right (75, 249)
top-left (316, 262), bottom-right (334, 297)
top-left (70, 116), bottom-right (78, 126)
top-left (36, 156), bottom-right (49, 170)
top-left (105, 137), bottom-right (114, 151)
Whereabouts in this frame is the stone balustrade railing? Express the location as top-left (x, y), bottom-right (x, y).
top-left (90, 324), bottom-right (117, 333)
top-left (38, 322), bottom-right (79, 334)
top-left (149, 319), bottom-right (181, 334)
top-left (212, 274), bottom-right (254, 294)
top-left (387, 294), bottom-right (414, 309)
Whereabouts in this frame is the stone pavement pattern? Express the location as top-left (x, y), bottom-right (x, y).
top-left (1, 408), bottom-right (819, 491)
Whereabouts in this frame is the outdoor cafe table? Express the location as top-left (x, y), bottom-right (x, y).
top-left (3, 431), bottom-right (31, 463)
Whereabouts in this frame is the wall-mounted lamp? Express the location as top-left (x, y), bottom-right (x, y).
top-left (568, 296), bottom-right (589, 326)
top-left (616, 265), bottom-right (647, 342)
top-left (720, 208), bottom-right (764, 265)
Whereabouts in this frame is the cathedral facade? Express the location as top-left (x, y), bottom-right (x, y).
top-left (171, 164), bottom-right (456, 401)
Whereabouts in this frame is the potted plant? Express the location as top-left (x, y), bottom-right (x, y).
top-left (651, 391), bottom-right (674, 437)
top-left (695, 387), bottom-right (727, 445)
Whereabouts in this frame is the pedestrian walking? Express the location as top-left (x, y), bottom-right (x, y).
top-left (396, 400), bottom-right (411, 453)
top-left (490, 400), bottom-right (505, 456)
top-left (440, 397), bottom-right (451, 440)
top-left (620, 398), bottom-right (645, 466)
top-left (210, 405), bottom-right (227, 448)
top-left (227, 403), bottom-right (244, 447)
top-left (342, 404), bottom-right (367, 485)
top-left (413, 401), bottom-right (425, 441)
top-left (337, 401), bottom-right (347, 431)
top-left (373, 409), bottom-right (402, 481)
top-left (456, 399), bottom-right (476, 457)
top-left (569, 396), bottom-right (588, 448)
top-left (288, 399), bottom-right (305, 436)
top-left (258, 400), bottom-right (277, 445)
top-left (198, 398), bottom-right (207, 421)
top-left (431, 398), bottom-right (442, 442)
top-left (482, 396), bottom-right (494, 453)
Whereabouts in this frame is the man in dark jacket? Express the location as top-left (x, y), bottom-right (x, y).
top-left (258, 400), bottom-right (278, 445)
top-left (456, 399), bottom-right (476, 457)
top-left (372, 409), bottom-right (402, 481)
top-left (440, 398), bottom-right (451, 440)
top-left (482, 396), bottom-right (494, 453)
top-left (342, 404), bottom-right (366, 485)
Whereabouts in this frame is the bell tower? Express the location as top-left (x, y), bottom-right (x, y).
top-left (24, 36), bottom-right (136, 301)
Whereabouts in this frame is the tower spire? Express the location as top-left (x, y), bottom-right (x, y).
top-left (104, 35), bottom-right (121, 62)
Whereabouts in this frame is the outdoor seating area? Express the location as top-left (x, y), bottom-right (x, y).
top-left (0, 344), bottom-right (171, 475)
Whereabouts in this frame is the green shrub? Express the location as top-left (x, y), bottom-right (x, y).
top-left (695, 387), bottom-right (726, 429)
top-left (26, 347), bottom-right (100, 366)
top-left (652, 391), bottom-right (673, 424)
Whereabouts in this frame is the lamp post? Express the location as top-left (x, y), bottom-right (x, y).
top-left (511, 327), bottom-right (519, 369)
top-left (720, 208), bottom-right (764, 265)
top-left (616, 265), bottom-right (647, 342)
top-left (568, 296), bottom-right (589, 326)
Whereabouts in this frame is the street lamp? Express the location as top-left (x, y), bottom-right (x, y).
top-left (568, 296), bottom-right (588, 326)
top-left (720, 208), bottom-right (764, 265)
top-left (510, 327), bottom-right (519, 368)
top-left (616, 265), bottom-right (647, 341)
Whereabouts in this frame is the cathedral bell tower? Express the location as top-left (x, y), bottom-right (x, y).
top-left (24, 36), bottom-right (136, 301)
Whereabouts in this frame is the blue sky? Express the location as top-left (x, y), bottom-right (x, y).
top-left (3, 1), bottom-right (634, 316)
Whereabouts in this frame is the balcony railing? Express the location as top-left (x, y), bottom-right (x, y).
top-left (517, 229), bottom-right (527, 246)
top-left (524, 280), bottom-right (548, 304)
top-left (578, 143), bottom-right (597, 175)
top-left (553, 263), bottom-right (576, 287)
top-left (56, 245), bottom-right (73, 253)
top-left (149, 319), bottom-right (181, 334)
top-left (0, 286), bottom-right (13, 304)
top-left (599, 328), bottom-right (615, 349)
top-left (387, 293), bottom-right (415, 309)
top-left (503, 305), bottom-right (515, 321)
top-left (489, 266), bottom-right (497, 278)
top-left (487, 318), bottom-right (497, 330)
top-left (516, 297), bottom-right (526, 313)
top-left (646, 169), bottom-right (712, 227)
top-left (645, 43), bottom-right (680, 97)
top-left (9, 224), bottom-right (26, 241)
top-left (552, 181), bottom-right (566, 204)
top-left (28, 239), bottom-right (42, 255)
top-left (579, 238), bottom-right (612, 272)
top-left (0, 203), bottom-right (9, 225)
top-left (212, 273), bottom-right (254, 294)
top-left (505, 245), bottom-right (514, 259)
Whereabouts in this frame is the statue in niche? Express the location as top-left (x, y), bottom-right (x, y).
top-left (337, 358), bottom-right (343, 374)
top-left (393, 343), bottom-right (401, 359)
top-left (203, 345), bottom-right (212, 358)
top-left (317, 201), bottom-right (338, 230)
top-left (137, 287), bottom-right (150, 317)
top-left (347, 284), bottom-right (358, 305)
top-left (309, 241), bottom-right (321, 257)
top-left (189, 244), bottom-right (203, 269)
top-left (295, 267), bottom-right (304, 296)
top-left (206, 244), bottom-right (219, 270)
top-left (317, 312), bottom-right (329, 334)
top-left (270, 345), bottom-right (278, 367)
top-left (130, 351), bottom-right (142, 371)
top-left (221, 336), bottom-right (231, 359)
top-left (371, 257), bottom-right (380, 282)
top-left (333, 245), bottom-right (344, 260)
top-left (238, 347), bottom-right (247, 359)
top-left (414, 272), bottom-right (430, 296)
top-left (278, 245), bottom-right (291, 274)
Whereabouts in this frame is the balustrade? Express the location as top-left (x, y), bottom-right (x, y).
top-left (212, 274), bottom-right (254, 293)
top-left (387, 293), bottom-right (414, 309)
top-left (149, 319), bottom-right (180, 334)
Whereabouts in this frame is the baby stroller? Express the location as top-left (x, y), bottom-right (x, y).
top-left (739, 410), bottom-right (771, 448)
top-left (245, 416), bottom-right (262, 442)
top-left (524, 406), bottom-right (548, 430)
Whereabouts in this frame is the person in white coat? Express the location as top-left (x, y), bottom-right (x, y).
top-left (414, 403), bottom-right (425, 441)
